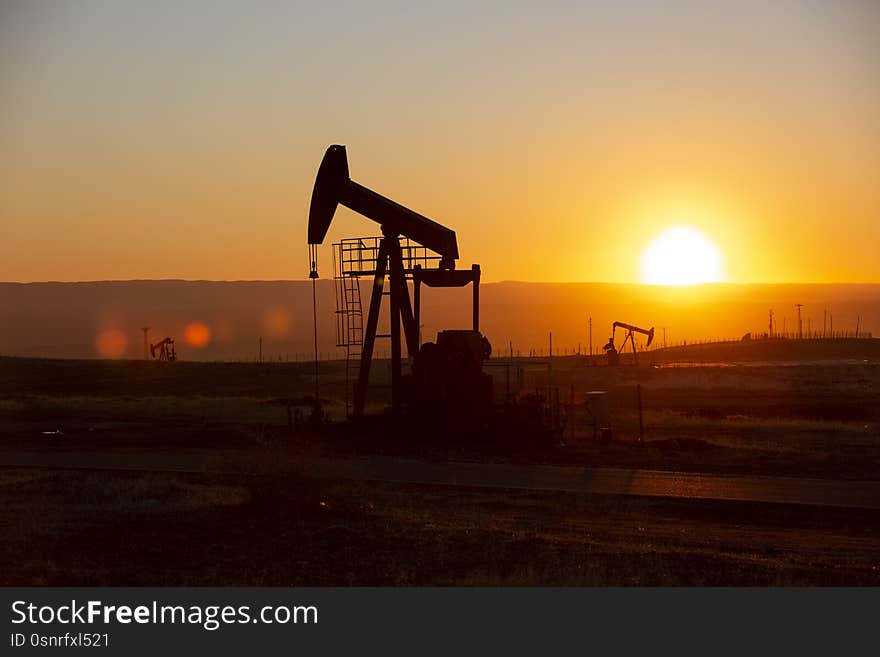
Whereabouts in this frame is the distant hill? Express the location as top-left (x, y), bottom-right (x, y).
top-left (650, 337), bottom-right (880, 364)
top-left (1, 280), bottom-right (877, 361)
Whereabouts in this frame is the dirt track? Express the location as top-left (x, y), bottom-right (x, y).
top-left (3, 450), bottom-right (880, 510)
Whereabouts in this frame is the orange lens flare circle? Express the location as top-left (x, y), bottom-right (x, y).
top-left (262, 307), bottom-right (293, 340)
top-left (95, 329), bottom-right (127, 358)
top-left (184, 322), bottom-right (212, 348)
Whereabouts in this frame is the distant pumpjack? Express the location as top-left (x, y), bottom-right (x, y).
top-left (150, 337), bottom-right (177, 362)
top-left (603, 321), bottom-right (654, 366)
top-left (308, 145), bottom-right (489, 418)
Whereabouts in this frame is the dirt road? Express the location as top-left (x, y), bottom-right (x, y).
top-left (3, 449), bottom-right (880, 510)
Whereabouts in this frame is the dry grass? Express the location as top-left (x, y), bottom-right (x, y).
top-left (2, 468), bottom-right (877, 586)
top-left (614, 410), bottom-right (880, 451)
top-left (2, 356), bottom-right (880, 585)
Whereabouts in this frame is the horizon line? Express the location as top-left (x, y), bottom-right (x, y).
top-left (3, 278), bottom-right (880, 287)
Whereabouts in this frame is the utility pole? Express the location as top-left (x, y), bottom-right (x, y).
top-left (768, 309), bottom-right (774, 338)
top-left (795, 304), bottom-right (804, 340)
top-left (856, 315), bottom-right (860, 338)
top-left (588, 317), bottom-right (593, 356)
top-left (141, 327), bottom-right (150, 360)
top-left (823, 308), bottom-right (827, 338)
top-left (830, 314), bottom-right (833, 338)
top-left (663, 327), bottom-right (667, 348)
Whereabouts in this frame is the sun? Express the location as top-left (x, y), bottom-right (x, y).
top-left (640, 226), bottom-right (724, 285)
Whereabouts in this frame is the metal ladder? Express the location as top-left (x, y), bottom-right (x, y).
top-left (335, 238), bottom-right (377, 416)
top-left (339, 273), bottom-right (364, 417)
top-left (334, 236), bottom-right (430, 415)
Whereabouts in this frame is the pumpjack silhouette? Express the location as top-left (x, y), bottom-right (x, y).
top-left (308, 145), bottom-right (491, 421)
top-left (603, 321), bottom-right (654, 365)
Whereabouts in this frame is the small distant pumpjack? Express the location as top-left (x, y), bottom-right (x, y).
top-left (150, 337), bottom-right (177, 362)
top-left (603, 321), bottom-right (654, 366)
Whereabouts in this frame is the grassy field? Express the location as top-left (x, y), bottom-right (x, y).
top-left (3, 355), bottom-right (878, 478)
top-left (1, 355), bottom-right (879, 585)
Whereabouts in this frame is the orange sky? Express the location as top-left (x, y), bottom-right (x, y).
top-left (2, 2), bottom-right (878, 284)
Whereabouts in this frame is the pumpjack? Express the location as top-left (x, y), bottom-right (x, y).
top-left (150, 337), bottom-right (177, 362)
top-left (308, 145), bottom-right (491, 419)
top-left (603, 321), bottom-right (654, 366)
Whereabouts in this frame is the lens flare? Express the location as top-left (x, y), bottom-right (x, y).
top-left (95, 329), bottom-right (127, 358)
top-left (262, 307), bottom-right (293, 340)
top-left (184, 322), bottom-right (211, 348)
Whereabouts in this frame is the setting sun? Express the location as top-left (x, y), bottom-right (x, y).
top-left (641, 227), bottom-right (724, 285)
